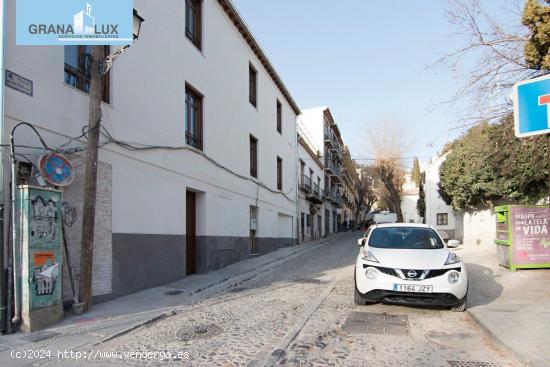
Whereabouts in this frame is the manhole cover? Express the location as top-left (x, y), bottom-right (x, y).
top-left (165, 290), bottom-right (183, 296)
top-left (448, 361), bottom-right (500, 367)
top-left (341, 312), bottom-right (409, 335)
top-left (177, 324), bottom-right (224, 342)
top-left (22, 330), bottom-right (60, 342)
top-left (229, 287), bottom-right (247, 293)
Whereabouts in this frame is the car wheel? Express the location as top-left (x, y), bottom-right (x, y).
top-left (450, 296), bottom-right (467, 312)
top-left (354, 287), bottom-right (370, 306)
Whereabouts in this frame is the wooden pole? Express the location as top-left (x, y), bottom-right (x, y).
top-left (79, 46), bottom-right (104, 312)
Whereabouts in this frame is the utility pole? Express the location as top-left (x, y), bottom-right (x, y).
top-left (79, 46), bottom-right (104, 312)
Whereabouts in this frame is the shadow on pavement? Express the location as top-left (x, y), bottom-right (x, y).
top-left (464, 262), bottom-right (503, 308)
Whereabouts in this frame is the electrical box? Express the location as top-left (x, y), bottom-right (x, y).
top-left (15, 186), bottom-right (63, 332)
top-left (250, 219), bottom-right (257, 231)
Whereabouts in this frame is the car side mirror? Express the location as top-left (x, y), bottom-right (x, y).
top-left (447, 240), bottom-right (460, 248)
top-left (357, 238), bottom-right (366, 246)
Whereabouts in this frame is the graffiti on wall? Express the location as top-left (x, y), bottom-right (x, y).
top-left (30, 195), bottom-right (59, 242)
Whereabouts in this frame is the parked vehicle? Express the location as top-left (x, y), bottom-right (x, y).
top-left (372, 213), bottom-right (397, 224)
top-left (354, 223), bottom-right (467, 311)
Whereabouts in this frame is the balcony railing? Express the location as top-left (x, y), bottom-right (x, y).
top-left (300, 176), bottom-right (312, 192)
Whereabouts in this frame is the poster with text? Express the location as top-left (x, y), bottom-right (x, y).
top-left (511, 206), bottom-right (550, 265)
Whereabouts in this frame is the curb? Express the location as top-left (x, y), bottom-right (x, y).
top-left (466, 310), bottom-right (531, 367)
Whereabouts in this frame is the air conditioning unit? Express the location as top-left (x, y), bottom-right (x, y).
top-left (250, 219), bottom-right (257, 231)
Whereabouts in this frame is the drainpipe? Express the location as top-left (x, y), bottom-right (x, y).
top-left (295, 128), bottom-right (299, 245)
top-left (0, 0), bottom-right (7, 333)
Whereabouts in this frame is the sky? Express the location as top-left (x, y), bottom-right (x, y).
top-left (232, 0), bottom-right (521, 167)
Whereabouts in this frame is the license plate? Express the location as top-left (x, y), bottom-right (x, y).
top-left (393, 284), bottom-right (433, 293)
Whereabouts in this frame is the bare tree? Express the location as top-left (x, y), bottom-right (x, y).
top-left (367, 118), bottom-right (408, 222)
top-left (354, 164), bottom-right (378, 223)
top-left (432, 0), bottom-right (538, 126)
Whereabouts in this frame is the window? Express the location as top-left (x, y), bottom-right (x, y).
top-left (437, 213), bottom-right (449, 226)
top-left (249, 64), bottom-right (257, 107)
top-left (277, 156), bottom-right (283, 190)
top-left (185, 0), bottom-right (202, 49)
top-left (185, 84), bottom-right (203, 150)
top-left (64, 45), bottom-right (110, 102)
top-left (250, 135), bottom-right (258, 178)
top-left (276, 99), bottom-right (282, 133)
top-left (300, 160), bottom-right (305, 185)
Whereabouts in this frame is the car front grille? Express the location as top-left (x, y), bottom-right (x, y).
top-left (363, 264), bottom-right (461, 279)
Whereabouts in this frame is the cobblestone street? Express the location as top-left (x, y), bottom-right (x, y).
top-left (58, 231), bottom-right (520, 367)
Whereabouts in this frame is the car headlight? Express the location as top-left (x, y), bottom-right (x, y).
top-left (445, 252), bottom-right (461, 265)
top-left (448, 271), bottom-right (460, 284)
top-left (362, 250), bottom-right (379, 263)
top-left (365, 267), bottom-right (378, 280)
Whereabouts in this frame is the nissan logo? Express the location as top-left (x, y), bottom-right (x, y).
top-left (407, 270), bottom-right (418, 278)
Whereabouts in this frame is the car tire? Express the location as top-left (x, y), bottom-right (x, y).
top-left (450, 296), bottom-right (467, 312)
top-left (354, 287), bottom-right (370, 306)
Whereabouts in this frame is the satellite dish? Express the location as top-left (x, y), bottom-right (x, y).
top-left (38, 153), bottom-right (75, 187)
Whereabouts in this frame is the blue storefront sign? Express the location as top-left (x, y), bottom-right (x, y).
top-left (16, 0), bottom-right (133, 45)
top-left (512, 74), bottom-right (550, 138)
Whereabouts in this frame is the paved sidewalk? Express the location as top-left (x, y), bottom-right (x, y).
top-left (459, 245), bottom-right (550, 367)
top-left (0, 233), bottom-right (345, 364)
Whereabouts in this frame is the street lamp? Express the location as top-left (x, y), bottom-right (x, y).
top-left (100, 9), bottom-right (145, 75)
top-left (133, 9), bottom-right (145, 40)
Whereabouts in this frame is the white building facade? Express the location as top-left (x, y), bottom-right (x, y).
top-left (297, 136), bottom-right (325, 242)
top-left (423, 155), bottom-right (463, 241)
top-left (299, 107), bottom-right (344, 235)
top-left (401, 174), bottom-right (421, 224)
top-left (4, 0), bottom-right (299, 301)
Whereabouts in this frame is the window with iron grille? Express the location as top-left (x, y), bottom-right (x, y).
top-left (250, 135), bottom-right (258, 178)
top-left (64, 45), bottom-right (110, 103)
top-left (185, 0), bottom-right (202, 49)
top-left (249, 63), bottom-right (257, 107)
top-left (276, 99), bottom-right (282, 133)
top-left (277, 156), bottom-right (283, 190)
top-left (436, 213), bottom-right (448, 226)
top-left (185, 84), bottom-right (203, 150)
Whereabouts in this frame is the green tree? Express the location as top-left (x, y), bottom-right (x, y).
top-left (523, 0), bottom-right (550, 71)
top-left (416, 174), bottom-right (426, 223)
top-left (439, 114), bottom-right (548, 210)
top-left (411, 157), bottom-right (421, 187)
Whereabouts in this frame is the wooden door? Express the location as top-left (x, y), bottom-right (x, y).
top-left (186, 191), bottom-right (197, 275)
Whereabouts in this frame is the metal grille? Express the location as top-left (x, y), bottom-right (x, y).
top-left (165, 290), bottom-right (183, 296)
top-left (342, 312), bottom-right (409, 335)
top-left (22, 330), bottom-right (60, 342)
top-left (177, 324), bottom-right (224, 342)
top-left (425, 267), bottom-right (461, 279)
top-left (448, 361), bottom-right (500, 367)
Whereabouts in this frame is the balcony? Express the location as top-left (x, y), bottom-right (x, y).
top-left (306, 182), bottom-right (324, 204)
top-left (324, 158), bottom-right (342, 183)
top-left (334, 193), bottom-right (343, 208)
top-left (299, 176), bottom-right (312, 192)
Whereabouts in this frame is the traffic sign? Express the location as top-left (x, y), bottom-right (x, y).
top-left (512, 74), bottom-right (550, 138)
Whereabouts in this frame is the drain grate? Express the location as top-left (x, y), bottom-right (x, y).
top-left (229, 287), bottom-right (247, 293)
top-left (22, 330), bottom-right (60, 342)
top-left (165, 290), bottom-right (183, 296)
top-left (341, 312), bottom-right (409, 335)
top-left (448, 362), bottom-right (500, 367)
top-left (177, 324), bottom-right (224, 342)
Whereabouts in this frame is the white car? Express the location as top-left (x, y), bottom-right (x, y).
top-left (354, 223), bottom-right (468, 311)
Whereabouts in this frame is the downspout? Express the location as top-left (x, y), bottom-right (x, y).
top-left (0, 0), bottom-right (7, 333)
top-left (295, 128), bottom-right (299, 245)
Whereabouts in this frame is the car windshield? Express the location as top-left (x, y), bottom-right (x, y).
top-left (368, 227), bottom-right (444, 249)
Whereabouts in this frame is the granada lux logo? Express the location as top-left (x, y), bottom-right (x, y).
top-left (28, 2), bottom-right (119, 37)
